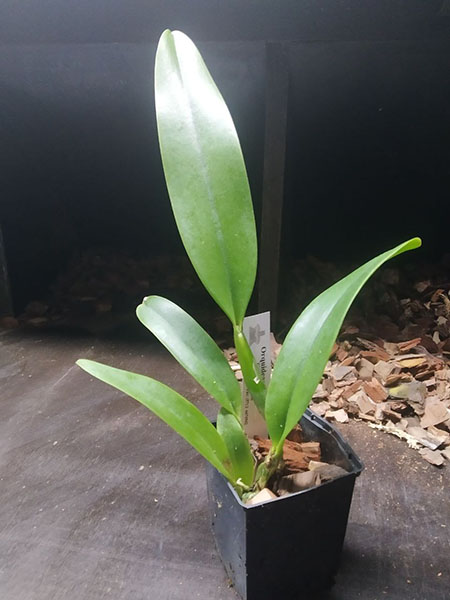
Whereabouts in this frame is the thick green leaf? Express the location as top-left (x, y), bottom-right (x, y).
top-left (266, 238), bottom-right (421, 450)
top-left (155, 30), bottom-right (257, 326)
top-left (217, 408), bottom-right (255, 487)
top-left (136, 296), bottom-right (241, 417)
top-left (76, 359), bottom-right (235, 482)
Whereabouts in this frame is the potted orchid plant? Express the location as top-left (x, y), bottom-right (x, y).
top-left (77, 30), bottom-right (421, 599)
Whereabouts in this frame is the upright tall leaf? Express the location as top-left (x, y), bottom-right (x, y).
top-left (155, 30), bottom-right (257, 326)
top-left (266, 238), bottom-right (421, 451)
top-left (76, 359), bottom-right (235, 482)
top-left (137, 296), bottom-right (241, 417)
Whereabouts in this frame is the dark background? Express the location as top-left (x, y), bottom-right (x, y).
top-left (1, 1), bottom-right (449, 311)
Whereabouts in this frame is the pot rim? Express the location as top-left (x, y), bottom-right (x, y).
top-left (215, 408), bottom-right (364, 509)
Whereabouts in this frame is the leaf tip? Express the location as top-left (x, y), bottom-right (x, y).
top-left (156, 29), bottom-right (175, 61)
top-left (407, 236), bottom-right (422, 250)
top-left (394, 236), bottom-right (422, 258)
top-left (76, 359), bottom-right (99, 376)
top-left (136, 294), bottom-right (160, 319)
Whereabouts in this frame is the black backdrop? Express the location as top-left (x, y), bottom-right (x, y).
top-left (0, 1), bottom-right (449, 310)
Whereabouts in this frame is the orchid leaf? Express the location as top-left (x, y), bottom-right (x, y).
top-left (217, 408), bottom-right (255, 487)
top-left (155, 30), bottom-right (257, 326)
top-left (233, 327), bottom-right (266, 415)
top-left (266, 237), bottom-right (422, 450)
top-left (136, 296), bottom-right (241, 417)
top-left (76, 359), bottom-right (236, 482)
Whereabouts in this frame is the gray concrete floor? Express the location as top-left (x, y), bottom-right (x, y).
top-left (0, 327), bottom-right (449, 600)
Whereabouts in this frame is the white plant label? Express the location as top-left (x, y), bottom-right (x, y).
top-left (241, 311), bottom-right (271, 437)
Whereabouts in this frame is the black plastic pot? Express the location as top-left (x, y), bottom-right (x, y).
top-left (205, 409), bottom-right (363, 600)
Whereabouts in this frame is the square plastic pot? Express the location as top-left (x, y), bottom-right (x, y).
top-left (205, 409), bottom-right (363, 600)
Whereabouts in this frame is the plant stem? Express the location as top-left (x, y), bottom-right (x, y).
top-left (233, 325), bottom-right (266, 415)
top-left (253, 445), bottom-right (284, 492)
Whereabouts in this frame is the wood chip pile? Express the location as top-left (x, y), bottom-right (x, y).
top-left (225, 280), bottom-right (450, 468)
top-left (5, 249), bottom-right (226, 335)
top-left (22, 249), bottom-right (198, 321)
top-left (313, 334), bottom-right (450, 467)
